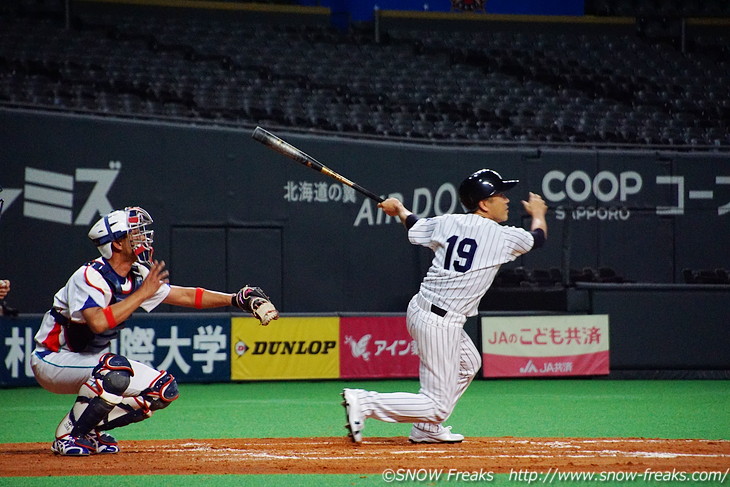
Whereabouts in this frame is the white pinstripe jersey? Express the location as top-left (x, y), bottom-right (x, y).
top-left (408, 213), bottom-right (535, 317)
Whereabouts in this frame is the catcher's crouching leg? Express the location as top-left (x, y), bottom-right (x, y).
top-left (143, 370), bottom-right (180, 410)
top-left (54, 353), bottom-right (133, 455)
top-left (99, 370), bottom-right (180, 431)
top-left (54, 357), bottom-right (180, 456)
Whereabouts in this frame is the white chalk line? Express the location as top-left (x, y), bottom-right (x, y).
top-left (144, 441), bottom-right (729, 462)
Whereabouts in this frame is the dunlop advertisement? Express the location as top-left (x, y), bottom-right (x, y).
top-left (231, 316), bottom-right (340, 380)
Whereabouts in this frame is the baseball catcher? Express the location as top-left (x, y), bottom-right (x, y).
top-left (30, 206), bottom-right (279, 456)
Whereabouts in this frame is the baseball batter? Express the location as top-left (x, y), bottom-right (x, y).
top-left (31, 206), bottom-right (279, 456)
top-left (342, 169), bottom-right (548, 443)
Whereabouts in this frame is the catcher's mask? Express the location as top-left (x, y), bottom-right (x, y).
top-left (88, 206), bottom-right (154, 264)
top-left (458, 169), bottom-right (518, 212)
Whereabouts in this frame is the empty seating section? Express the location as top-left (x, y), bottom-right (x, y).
top-left (493, 266), bottom-right (730, 288)
top-left (0, 7), bottom-right (728, 147)
top-left (586, 0), bottom-right (730, 18)
top-left (682, 268), bottom-right (730, 285)
top-left (492, 266), bottom-right (631, 288)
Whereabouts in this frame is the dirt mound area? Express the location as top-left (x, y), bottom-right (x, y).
top-left (2, 437), bottom-right (727, 477)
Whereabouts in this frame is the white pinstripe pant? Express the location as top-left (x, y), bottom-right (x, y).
top-left (358, 294), bottom-right (482, 433)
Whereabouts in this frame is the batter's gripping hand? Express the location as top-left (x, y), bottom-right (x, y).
top-left (234, 286), bottom-right (279, 326)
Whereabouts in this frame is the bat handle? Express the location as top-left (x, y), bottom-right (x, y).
top-left (354, 184), bottom-right (384, 203)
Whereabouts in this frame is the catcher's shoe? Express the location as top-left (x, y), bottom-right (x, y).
top-left (409, 425), bottom-right (464, 444)
top-left (86, 430), bottom-right (120, 454)
top-left (51, 434), bottom-right (94, 456)
top-left (341, 388), bottom-right (365, 444)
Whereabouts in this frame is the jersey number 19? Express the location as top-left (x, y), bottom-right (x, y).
top-left (444, 235), bottom-right (478, 272)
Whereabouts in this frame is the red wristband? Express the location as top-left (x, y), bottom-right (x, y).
top-left (194, 287), bottom-right (204, 309)
top-left (102, 306), bottom-right (117, 329)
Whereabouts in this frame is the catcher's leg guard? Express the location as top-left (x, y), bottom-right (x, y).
top-left (90, 353), bottom-right (134, 399)
top-left (141, 371), bottom-right (179, 411)
top-left (94, 371), bottom-right (180, 431)
top-left (68, 397), bottom-right (116, 438)
top-left (97, 396), bottom-right (154, 431)
top-left (98, 408), bottom-right (148, 431)
top-left (56, 353), bottom-right (133, 439)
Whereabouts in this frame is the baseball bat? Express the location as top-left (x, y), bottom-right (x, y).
top-left (252, 126), bottom-right (384, 203)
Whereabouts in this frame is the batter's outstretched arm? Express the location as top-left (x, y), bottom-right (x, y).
top-left (522, 192), bottom-right (548, 239)
top-left (378, 198), bottom-right (418, 229)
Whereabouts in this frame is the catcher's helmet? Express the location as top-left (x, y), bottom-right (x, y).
top-left (459, 169), bottom-right (518, 212)
top-left (88, 207), bottom-right (154, 263)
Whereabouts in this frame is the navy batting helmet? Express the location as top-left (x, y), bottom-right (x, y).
top-left (459, 169), bottom-right (518, 212)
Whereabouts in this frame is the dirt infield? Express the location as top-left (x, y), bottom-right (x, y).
top-left (1, 437), bottom-right (728, 477)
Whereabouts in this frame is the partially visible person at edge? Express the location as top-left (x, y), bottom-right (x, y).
top-left (0, 279), bottom-right (9, 300)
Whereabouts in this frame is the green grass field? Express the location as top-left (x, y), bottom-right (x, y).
top-left (1, 379), bottom-right (728, 486)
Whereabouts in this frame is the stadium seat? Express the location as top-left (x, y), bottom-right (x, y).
top-left (0, 3), bottom-right (728, 147)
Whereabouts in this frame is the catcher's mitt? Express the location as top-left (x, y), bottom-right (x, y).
top-left (233, 286), bottom-right (279, 326)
